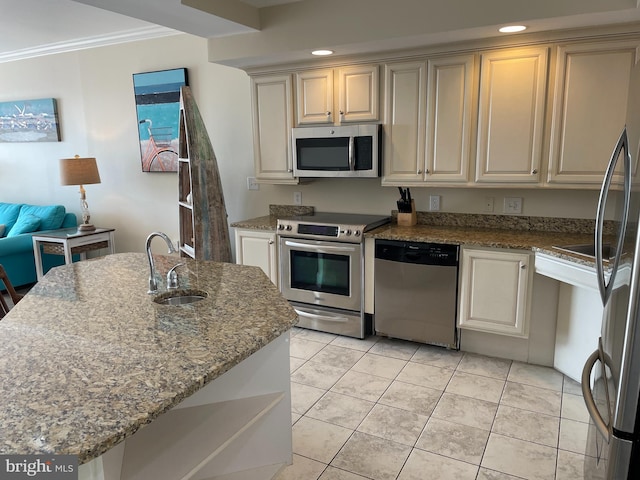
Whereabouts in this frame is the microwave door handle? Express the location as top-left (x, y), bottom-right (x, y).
top-left (349, 136), bottom-right (355, 171)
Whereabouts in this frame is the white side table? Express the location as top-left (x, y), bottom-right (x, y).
top-left (32, 227), bottom-right (116, 280)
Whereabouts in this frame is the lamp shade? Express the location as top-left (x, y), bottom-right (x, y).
top-left (60, 156), bottom-right (101, 186)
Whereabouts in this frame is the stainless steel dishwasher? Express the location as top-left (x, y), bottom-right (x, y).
top-left (374, 239), bottom-right (460, 349)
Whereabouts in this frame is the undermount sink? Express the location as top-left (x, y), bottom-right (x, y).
top-left (553, 243), bottom-right (613, 259)
top-left (154, 289), bottom-right (208, 306)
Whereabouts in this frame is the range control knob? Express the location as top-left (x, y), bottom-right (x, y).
top-left (353, 230), bottom-right (361, 237)
top-left (345, 229), bottom-right (352, 236)
top-left (277, 224), bottom-right (285, 230)
top-left (286, 225), bottom-right (292, 231)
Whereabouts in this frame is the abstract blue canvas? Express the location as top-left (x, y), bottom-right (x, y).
top-left (133, 68), bottom-right (188, 172)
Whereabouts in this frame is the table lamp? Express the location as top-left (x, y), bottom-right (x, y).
top-left (60, 155), bottom-right (101, 232)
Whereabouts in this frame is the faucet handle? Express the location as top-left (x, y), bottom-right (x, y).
top-left (167, 263), bottom-right (185, 289)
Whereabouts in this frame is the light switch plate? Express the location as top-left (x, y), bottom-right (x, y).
top-left (429, 195), bottom-right (440, 211)
top-left (246, 177), bottom-right (259, 190)
top-left (293, 192), bottom-right (302, 205)
top-left (504, 197), bottom-right (523, 214)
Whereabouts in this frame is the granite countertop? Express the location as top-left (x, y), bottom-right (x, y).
top-left (231, 208), bottom-right (603, 267)
top-left (0, 253), bottom-right (297, 464)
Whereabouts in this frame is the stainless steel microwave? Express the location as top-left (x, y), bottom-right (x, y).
top-left (291, 124), bottom-right (381, 178)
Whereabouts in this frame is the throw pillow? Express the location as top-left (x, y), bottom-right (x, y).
top-left (0, 224), bottom-right (5, 237)
top-left (20, 204), bottom-right (66, 231)
top-left (0, 203), bottom-right (22, 232)
top-left (6, 214), bottom-right (41, 237)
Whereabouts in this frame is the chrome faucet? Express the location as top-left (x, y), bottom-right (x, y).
top-left (146, 232), bottom-right (178, 294)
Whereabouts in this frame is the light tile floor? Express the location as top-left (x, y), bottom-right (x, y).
top-left (278, 327), bottom-right (592, 480)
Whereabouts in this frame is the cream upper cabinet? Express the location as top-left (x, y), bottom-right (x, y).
top-left (251, 74), bottom-right (297, 184)
top-left (381, 61), bottom-right (426, 185)
top-left (295, 65), bottom-right (379, 125)
top-left (425, 54), bottom-right (475, 183)
top-left (383, 55), bottom-right (475, 185)
top-left (547, 41), bottom-right (638, 186)
top-left (475, 47), bottom-right (549, 184)
top-left (234, 229), bottom-right (279, 287)
top-left (458, 248), bottom-right (532, 338)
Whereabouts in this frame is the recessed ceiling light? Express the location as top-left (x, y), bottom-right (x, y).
top-left (311, 49), bottom-right (334, 56)
top-left (499, 25), bottom-right (527, 33)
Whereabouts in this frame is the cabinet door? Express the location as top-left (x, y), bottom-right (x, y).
top-left (547, 41), bottom-right (637, 186)
top-left (235, 229), bottom-right (278, 287)
top-left (337, 65), bottom-right (379, 123)
top-left (475, 47), bottom-right (548, 184)
top-left (251, 75), bottom-right (297, 184)
top-left (381, 61), bottom-right (426, 185)
top-left (425, 54), bottom-right (475, 183)
top-left (295, 69), bottom-right (334, 125)
top-left (458, 248), bottom-right (531, 337)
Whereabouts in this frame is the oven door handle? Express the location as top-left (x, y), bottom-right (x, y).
top-left (294, 306), bottom-right (349, 323)
top-left (283, 240), bottom-right (358, 253)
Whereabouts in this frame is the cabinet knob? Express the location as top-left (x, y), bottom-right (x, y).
top-left (532, 169), bottom-right (538, 174)
top-left (288, 168), bottom-right (293, 173)
top-left (326, 111), bottom-right (331, 117)
top-left (417, 169), bottom-right (422, 174)
top-left (268, 240), bottom-right (274, 245)
top-left (521, 264), bottom-right (527, 269)
top-left (426, 169), bottom-right (430, 174)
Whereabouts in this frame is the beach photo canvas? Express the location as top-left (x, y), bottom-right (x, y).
top-left (0, 98), bottom-right (60, 143)
top-left (133, 68), bottom-right (188, 172)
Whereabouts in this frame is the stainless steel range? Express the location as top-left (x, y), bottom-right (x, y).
top-left (277, 212), bottom-right (390, 338)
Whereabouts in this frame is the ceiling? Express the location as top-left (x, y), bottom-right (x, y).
top-left (0, 0), bottom-right (298, 62)
top-left (1, 0), bottom-right (640, 65)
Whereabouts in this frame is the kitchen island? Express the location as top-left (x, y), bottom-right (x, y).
top-left (0, 253), bottom-right (298, 480)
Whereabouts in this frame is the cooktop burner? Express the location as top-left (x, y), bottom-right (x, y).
top-left (276, 212), bottom-right (390, 243)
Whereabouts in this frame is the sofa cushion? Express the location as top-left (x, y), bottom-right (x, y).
top-left (7, 214), bottom-right (41, 237)
top-left (0, 203), bottom-right (22, 232)
top-left (20, 204), bottom-right (66, 231)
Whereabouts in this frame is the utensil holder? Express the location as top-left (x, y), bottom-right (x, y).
top-left (397, 200), bottom-right (417, 226)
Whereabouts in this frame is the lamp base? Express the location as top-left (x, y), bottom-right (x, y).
top-left (78, 223), bottom-right (96, 232)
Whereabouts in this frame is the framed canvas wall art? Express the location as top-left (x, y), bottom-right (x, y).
top-left (0, 98), bottom-right (61, 143)
top-left (133, 68), bottom-right (188, 172)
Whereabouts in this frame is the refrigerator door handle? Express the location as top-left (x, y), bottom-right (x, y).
top-left (595, 127), bottom-right (631, 304)
top-left (582, 347), bottom-right (611, 441)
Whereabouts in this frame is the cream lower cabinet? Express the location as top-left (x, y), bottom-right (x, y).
top-left (475, 47), bottom-right (548, 184)
top-left (458, 247), bottom-right (532, 337)
top-left (235, 229), bottom-right (279, 287)
top-left (547, 40), bottom-right (638, 186)
top-left (251, 74), bottom-right (297, 184)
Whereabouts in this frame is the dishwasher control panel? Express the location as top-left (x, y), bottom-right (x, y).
top-left (375, 239), bottom-right (459, 266)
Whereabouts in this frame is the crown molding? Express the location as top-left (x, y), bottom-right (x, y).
top-left (0, 25), bottom-right (179, 64)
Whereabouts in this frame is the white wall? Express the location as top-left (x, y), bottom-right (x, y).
top-left (0, 33), bottom-right (602, 259)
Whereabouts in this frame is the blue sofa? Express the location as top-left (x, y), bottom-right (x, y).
top-left (0, 203), bottom-right (77, 288)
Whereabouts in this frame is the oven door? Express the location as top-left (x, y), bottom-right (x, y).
top-left (279, 237), bottom-right (362, 312)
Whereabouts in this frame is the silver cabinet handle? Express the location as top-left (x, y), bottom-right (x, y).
top-left (326, 111), bottom-right (331, 117)
top-left (520, 263), bottom-right (526, 269)
top-left (268, 240), bottom-right (274, 245)
top-left (426, 169), bottom-right (430, 174)
top-left (532, 169), bottom-right (538, 174)
top-left (417, 169), bottom-right (422, 174)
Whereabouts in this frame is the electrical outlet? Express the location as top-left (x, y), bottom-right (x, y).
top-left (484, 197), bottom-right (494, 212)
top-left (246, 177), bottom-right (259, 191)
top-left (504, 197), bottom-right (523, 214)
top-left (293, 191), bottom-right (302, 205)
top-left (429, 195), bottom-right (441, 211)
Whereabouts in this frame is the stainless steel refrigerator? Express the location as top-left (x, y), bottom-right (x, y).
top-left (582, 55), bottom-right (640, 479)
